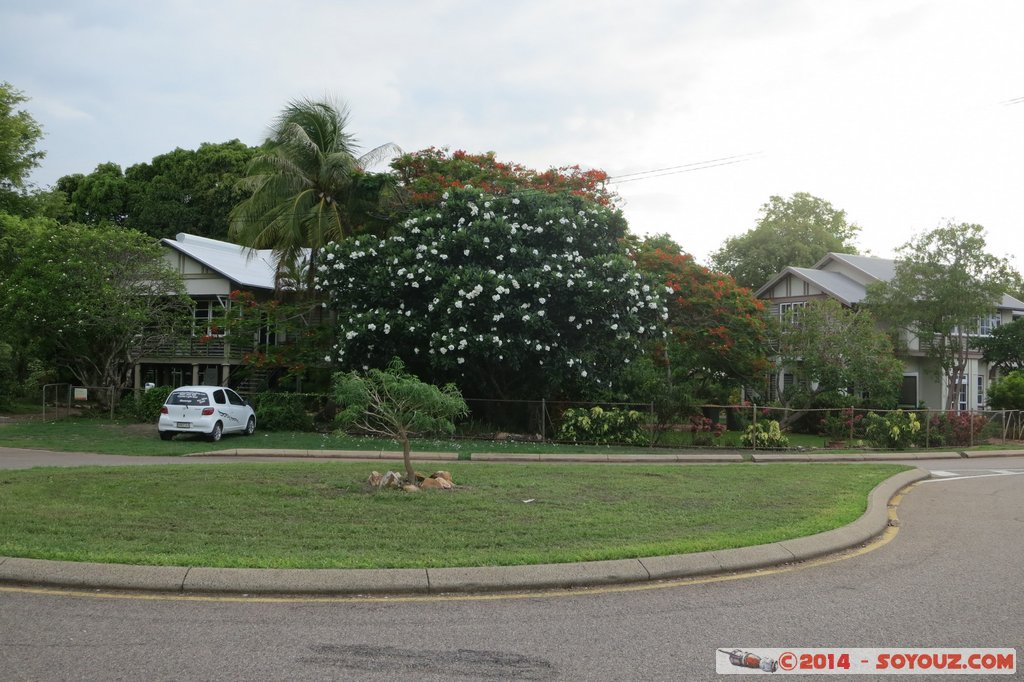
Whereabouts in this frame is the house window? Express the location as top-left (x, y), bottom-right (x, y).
top-left (193, 299), bottom-right (225, 337)
top-left (899, 375), bottom-right (918, 407)
top-left (977, 314), bottom-right (1001, 336)
top-left (779, 301), bottom-right (806, 325)
top-left (957, 375), bottom-right (968, 412)
top-left (977, 375), bottom-right (985, 409)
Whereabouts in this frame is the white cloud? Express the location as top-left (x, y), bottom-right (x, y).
top-left (2, 0), bottom-right (1022, 270)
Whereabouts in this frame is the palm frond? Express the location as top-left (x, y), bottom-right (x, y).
top-left (231, 96), bottom-right (397, 290)
top-left (358, 142), bottom-right (403, 171)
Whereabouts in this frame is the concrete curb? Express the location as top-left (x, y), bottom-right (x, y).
top-left (962, 449), bottom-right (1024, 458)
top-left (0, 468), bottom-right (929, 596)
top-left (187, 449), bottom-right (459, 461)
top-left (750, 452), bottom-right (964, 462)
top-left (468, 452), bottom-right (744, 463)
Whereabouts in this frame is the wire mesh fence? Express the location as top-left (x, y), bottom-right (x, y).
top-left (704, 404), bottom-right (1024, 450)
top-left (33, 385), bottom-right (1024, 451)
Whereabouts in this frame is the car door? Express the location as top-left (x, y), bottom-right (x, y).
top-left (211, 388), bottom-right (237, 432)
top-left (224, 389), bottom-right (249, 432)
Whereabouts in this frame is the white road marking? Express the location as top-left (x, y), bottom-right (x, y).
top-left (921, 470), bottom-right (1024, 483)
top-left (930, 470), bottom-right (959, 477)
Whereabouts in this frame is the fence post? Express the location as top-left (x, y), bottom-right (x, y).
top-left (649, 401), bottom-right (655, 449)
top-left (540, 398), bottom-right (546, 442)
top-left (970, 409), bottom-right (974, 448)
top-left (751, 403), bottom-right (757, 452)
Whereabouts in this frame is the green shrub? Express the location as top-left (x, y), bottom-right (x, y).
top-left (249, 392), bottom-right (314, 432)
top-left (740, 420), bottom-right (790, 448)
top-left (863, 410), bottom-right (920, 450)
top-left (689, 414), bottom-right (726, 446)
top-left (120, 386), bottom-right (174, 422)
top-left (557, 406), bottom-right (650, 446)
top-left (0, 343), bottom-right (15, 411)
top-left (987, 371), bottom-right (1024, 410)
top-left (818, 407), bottom-right (865, 440)
top-left (923, 411), bottom-right (985, 447)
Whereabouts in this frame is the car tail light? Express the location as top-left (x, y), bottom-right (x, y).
top-left (160, 406), bottom-right (168, 414)
top-left (201, 407), bottom-right (215, 416)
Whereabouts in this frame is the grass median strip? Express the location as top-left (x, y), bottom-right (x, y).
top-left (0, 462), bottom-right (908, 569)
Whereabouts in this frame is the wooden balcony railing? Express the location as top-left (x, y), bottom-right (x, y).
top-left (142, 336), bottom-right (246, 360)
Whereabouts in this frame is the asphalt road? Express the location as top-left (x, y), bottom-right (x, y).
top-left (1, 456), bottom-right (1021, 681)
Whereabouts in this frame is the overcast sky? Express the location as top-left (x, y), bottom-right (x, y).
top-left (3, 0), bottom-right (1022, 269)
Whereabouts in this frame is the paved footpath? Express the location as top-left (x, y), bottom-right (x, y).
top-left (5, 446), bottom-right (1019, 595)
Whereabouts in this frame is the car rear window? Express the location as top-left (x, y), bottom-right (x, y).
top-left (167, 391), bottom-right (210, 406)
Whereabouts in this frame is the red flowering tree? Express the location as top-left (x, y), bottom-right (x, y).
top-left (208, 290), bottom-right (333, 390)
top-left (391, 148), bottom-right (617, 208)
top-left (631, 234), bottom-right (770, 405)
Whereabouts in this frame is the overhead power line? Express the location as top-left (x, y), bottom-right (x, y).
top-left (607, 152), bottom-right (763, 185)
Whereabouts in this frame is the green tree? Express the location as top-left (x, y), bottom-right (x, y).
top-left (865, 222), bottom-right (1014, 410)
top-left (774, 298), bottom-right (903, 421)
top-left (230, 98), bottom-right (399, 289)
top-left (0, 82), bottom-right (46, 214)
top-left (0, 215), bottom-right (192, 395)
top-left (334, 359), bottom-right (468, 482)
top-left (987, 370), bottom-right (1024, 410)
top-left (211, 289), bottom-right (334, 391)
top-left (0, 342), bottom-right (16, 410)
top-left (54, 141), bottom-right (258, 237)
top-left (973, 316), bottom-right (1024, 371)
top-left (62, 162), bottom-right (130, 225)
top-left (710, 192), bottom-right (860, 290)
top-left (317, 186), bottom-right (667, 402)
top-left (125, 140), bottom-right (257, 239)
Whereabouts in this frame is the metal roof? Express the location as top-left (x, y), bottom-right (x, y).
top-left (818, 252), bottom-right (897, 281)
top-left (784, 266), bottom-right (870, 305)
top-left (162, 233), bottom-right (280, 290)
top-left (759, 252), bottom-right (1022, 311)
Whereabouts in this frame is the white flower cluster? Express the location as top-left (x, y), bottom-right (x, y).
top-left (315, 189), bottom-right (669, 385)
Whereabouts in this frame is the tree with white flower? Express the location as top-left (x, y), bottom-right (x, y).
top-left (316, 186), bottom-right (667, 401)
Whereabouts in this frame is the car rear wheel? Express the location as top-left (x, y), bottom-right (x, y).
top-left (244, 416), bottom-right (256, 436)
top-left (206, 422), bottom-right (223, 442)
top-left (159, 431), bottom-right (173, 441)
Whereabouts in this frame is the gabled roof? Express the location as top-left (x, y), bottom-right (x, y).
top-left (1001, 293), bottom-right (1024, 311)
top-left (755, 252), bottom-right (882, 304)
top-left (814, 252), bottom-right (896, 282)
top-left (161, 233), bottom-right (279, 290)
top-left (776, 266), bottom-right (870, 306)
top-left (757, 252), bottom-right (1023, 312)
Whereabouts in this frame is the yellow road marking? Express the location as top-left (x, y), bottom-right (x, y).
top-left (0, 487), bottom-right (913, 605)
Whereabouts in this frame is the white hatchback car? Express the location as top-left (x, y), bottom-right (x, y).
top-left (157, 386), bottom-right (256, 442)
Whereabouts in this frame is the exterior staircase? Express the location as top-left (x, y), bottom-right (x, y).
top-left (235, 368), bottom-right (270, 396)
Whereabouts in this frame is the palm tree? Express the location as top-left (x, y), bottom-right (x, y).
top-left (229, 97), bottom-right (399, 290)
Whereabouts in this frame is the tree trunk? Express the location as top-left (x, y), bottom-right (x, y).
top-left (401, 436), bottom-right (416, 484)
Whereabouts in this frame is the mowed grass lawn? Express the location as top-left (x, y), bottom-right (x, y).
top-left (0, 461), bottom-right (909, 569)
top-left (0, 419), bottom-right (670, 456)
